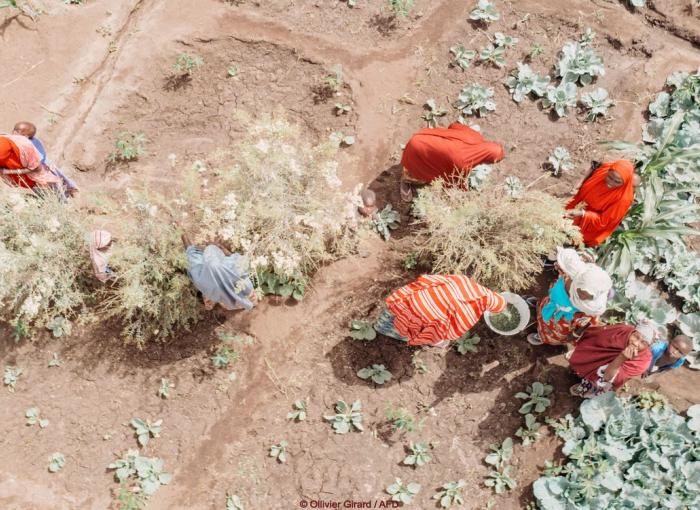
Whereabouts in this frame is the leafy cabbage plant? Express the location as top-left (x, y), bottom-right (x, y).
top-left (582, 87), bottom-right (615, 121)
top-left (534, 392), bottom-right (700, 510)
top-left (548, 146), bottom-right (574, 176)
top-left (449, 45), bottom-right (476, 71)
top-left (504, 63), bottom-right (550, 103)
top-left (453, 83), bottom-right (496, 118)
top-left (469, 0), bottom-right (499, 23)
top-left (555, 34), bottom-right (605, 86)
top-left (479, 44), bottom-right (505, 68)
top-left (542, 82), bottom-right (578, 117)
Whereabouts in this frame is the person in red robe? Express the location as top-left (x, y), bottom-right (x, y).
top-left (568, 322), bottom-right (656, 398)
top-left (399, 123), bottom-right (504, 201)
top-left (0, 134), bottom-right (59, 190)
top-left (565, 160), bottom-right (636, 247)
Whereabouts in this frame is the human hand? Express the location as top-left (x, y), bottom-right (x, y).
top-left (622, 345), bottom-right (638, 360)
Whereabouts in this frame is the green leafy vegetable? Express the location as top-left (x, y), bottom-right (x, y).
top-left (454, 333), bottom-right (480, 354)
top-left (403, 441), bottom-right (432, 467)
top-left (349, 320), bottom-right (377, 341)
top-left (287, 399), bottom-right (308, 421)
top-left (324, 400), bottom-right (363, 434)
top-left (515, 381), bottom-right (553, 414)
top-left (433, 479), bottom-right (466, 508)
top-left (269, 441), bottom-right (288, 463)
top-left (48, 452), bottom-right (65, 473)
top-left (130, 418), bottom-right (162, 447)
top-left (386, 478), bottom-right (421, 504)
top-left (357, 364), bottom-right (392, 384)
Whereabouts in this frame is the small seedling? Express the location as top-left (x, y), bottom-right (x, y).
top-left (504, 176), bottom-right (523, 198)
top-left (334, 103), bottom-right (352, 115)
top-left (48, 452), bottom-right (65, 473)
top-left (173, 52), bottom-right (203, 75)
top-left (357, 364), bottom-right (393, 385)
top-left (422, 99), bottom-right (447, 128)
top-left (529, 43), bottom-right (545, 60)
top-left (581, 87), bottom-right (614, 121)
top-left (4, 366), bottom-right (22, 392)
top-left (269, 441), bottom-right (288, 463)
top-left (211, 345), bottom-right (239, 369)
top-left (374, 203), bottom-right (400, 241)
top-left (454, 333), bottom-right (480, 354)
top-left (226, 494), bottom-right (245, 510)
top-left (131, 417), bottom-right (162, 447)
top-left (515, 413), bottom-right (542, 445)
top-left (46, 316), bottom-right (71, 338)
top-left (116, 487), bottom-right (147, 510)
top-left (349, 320), bottom-right (377, 341)
top-left (403, 441), bottom-right (432, 467)
top-left (324, 400), bottom-right (364, 434)
top-left (287, 399), bottom-right (308, 421)
top-left (324, 65), bottom-right (344, 92)
top-left (411, 352), bottom-right (428, 374)
top-left (158, 378), bottom-right (174, 399)
top-left (485, 466), bottom-right (517, 494)
top-left (515, 381), bottom-right (553, 414)
top-left (330, 131), bottom-right (355, 147)
top-left (433, 480), bottom-right (466, 508)
top-left (479, 44), bottom-right (505, 68)
top-left (10, 320), bottom-right (29, 342)
top-left (107, 132), bottom-right (146, 163)
top-left (547, 146), bottom-right (574, 176)
top-left (469, 0), bottom-right (499, 23)
top-left (386, 407), bottom-right (421, 433)
top-left (48, 353), bottom-right (62, 367)
top-left (449, 45), bottom-right (477, 71)
top-left (108, 450), bottom-right (172, 496)
top-left (485, 437), bottom-right (513, 469)
top-left (403, 252), bottom-right (418, 270)
top-left (468, 164), bottom-right (492, 190)
top-left (341, 0), bottom-right (357, 7)
top-left (386, 478), bottom-right (421, 504)
top-left (388, 0), bottom-right (414, 17)
top-left (494, 32), bottom-right (518, 49)
top-left (227, 65), bottom-right (239, 78)
top-left (26, 407), bottom-right (49, 428)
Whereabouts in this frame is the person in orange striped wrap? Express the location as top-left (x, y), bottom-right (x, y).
top-left (374, 274), bottom-right (506, 347)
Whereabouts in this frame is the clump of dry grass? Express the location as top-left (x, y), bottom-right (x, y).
top-left (0, 189), bottom-right (92, 335)
top-left (100, 190), bottom-right (200, 347)
top-left (194, 117), bottom-right (361, 294)
top-left (412, 178), bottom-right (581, 291)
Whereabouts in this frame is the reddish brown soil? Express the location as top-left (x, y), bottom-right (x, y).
top-left (1, 1), bottom-right (700, 509)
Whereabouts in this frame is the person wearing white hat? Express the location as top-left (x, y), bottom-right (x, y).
top-left (527, 247), bottom-right (612, 346)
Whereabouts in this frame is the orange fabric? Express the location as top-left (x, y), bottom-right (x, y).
top-left (0, 136), bottom-right (32, 188)
top-left (566, 160), bottom-right (635, 247)
top-left (386, 274), bottom-right (506, 346)
top-left (400, 123), bottom-right (504, 183)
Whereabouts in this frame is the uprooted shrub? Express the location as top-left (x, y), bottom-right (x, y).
top-left (412, 178), bottom-right (581, 291)
top-left (0, 189), bottom-right (93, 337)
top-left (100, 190), bottom-right (200, 347)
top-left (194, 116), bottom-right (361, 299)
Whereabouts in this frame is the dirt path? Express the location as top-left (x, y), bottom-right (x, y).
top-left (1, 1), bottom-right (700, 509)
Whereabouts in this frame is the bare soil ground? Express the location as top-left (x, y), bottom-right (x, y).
top-left (1, 1), bottom-right (700, 509)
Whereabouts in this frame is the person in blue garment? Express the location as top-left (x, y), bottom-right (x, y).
top-left (13, 121), bottom-right (79, 198)
top-left (181, 233), bottom-right (257, 312)
top-left (644, 334), bottom-right (693, 377)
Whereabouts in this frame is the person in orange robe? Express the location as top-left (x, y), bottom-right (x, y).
top-left (399, 123), bottom-right (505, 200)
top-left (0, 134), bottom-right (59, 190)
top-left (565, 160), bottom-right (636, 247)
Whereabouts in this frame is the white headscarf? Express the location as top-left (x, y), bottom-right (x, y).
top-left (569, 263), bottom-right (612, 316)
top-left (556, 247), bottom-right (586, 278)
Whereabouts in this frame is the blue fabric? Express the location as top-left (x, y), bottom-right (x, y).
top-left (30, 137), bottom-right (47, 164)
top-left (541, 277), bottom-right (579, 322)
top-left (186, 245), bottom-right (254, 310)
top-left (31, 137), bottom-right (79, 192)
top-left (374, 308), bottom-right (408, 342)
top-left (648, 341), bottom-right (685, 373)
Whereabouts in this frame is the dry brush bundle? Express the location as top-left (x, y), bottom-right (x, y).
top-left (412, 178), bottom-right (581, 291)
top-left (194, 116), bottom-right (361, 294)
top-left (100, 189), bottom-right (200, 347)
top-left (0, 189), bottom-right (93, 335)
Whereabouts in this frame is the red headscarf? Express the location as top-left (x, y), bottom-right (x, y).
top-left (566, 160), bottom-right (635, 247)
top-left (569, 324), bottom-right (652, 389)
top-left (401, 123), bottom-right (504, 183)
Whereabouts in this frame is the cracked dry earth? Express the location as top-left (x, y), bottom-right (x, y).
top-left (1, 1), bottom-right (700, 509)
